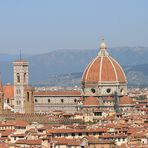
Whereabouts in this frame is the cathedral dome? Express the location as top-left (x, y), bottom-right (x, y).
top-left (81, 39), bottom-right (127, 96)
top-left (82, 39), bottom-right (127, 84)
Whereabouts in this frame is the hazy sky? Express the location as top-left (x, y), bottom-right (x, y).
top-left (0, 0), bottom-right (148, 54)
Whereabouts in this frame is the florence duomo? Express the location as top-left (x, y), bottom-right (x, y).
top-left (0, 39), bottom-right (147, 147)
top-left (0, 39), bottom-right (134, 114)
top-left (0, 1), bottom-right (148, 147)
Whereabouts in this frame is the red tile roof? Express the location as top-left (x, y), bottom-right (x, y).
top-left (34, 91), bottom-right (81, 96)
top-left (15, 120), bottom-right (29, 127)
top-left (0, 143), bottom-right (8, 148)
top-left (104, 96), bottom-right (113, 101)
top-left (83, 96), bottom-right (100, 106)
top-left (3, 84), bottom-right (14, 98)
top-left (54, 138), bottom-right (81, 146)
top-left (48, 127), bottom-right (107, 134)
top-left (15, 139), bottom-right (42, 145)
top-left (82, 56), bottom-right (127, 83)
top-left (119, 96), bottom-right (135, 105)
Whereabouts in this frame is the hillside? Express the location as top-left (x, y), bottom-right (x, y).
top-left (0, 47), bottom-right (148, 87)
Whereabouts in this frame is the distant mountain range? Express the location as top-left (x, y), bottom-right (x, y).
top-left (0, 47), bottom-right (148, 87)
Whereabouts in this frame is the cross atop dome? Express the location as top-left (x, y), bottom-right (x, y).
top-left (98, 38), bottom-right (109, 56)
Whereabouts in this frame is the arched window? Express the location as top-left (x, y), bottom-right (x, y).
top-left (24, 73), bottom-right (26, 83)
top-left (48, 99), bottom-right (50, 103)
top-left (61, 99), bottom-right (64, 103)
top-left (17, 73), bottom-right (20, 83)
top-left (27, 92), bottom-right (29, 101)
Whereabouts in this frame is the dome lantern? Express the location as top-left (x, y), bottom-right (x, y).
top-left (98, 39), bottom-right (109, 56)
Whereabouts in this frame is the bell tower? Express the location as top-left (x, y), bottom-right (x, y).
top-left (13, 60), bottom-right (29, 113)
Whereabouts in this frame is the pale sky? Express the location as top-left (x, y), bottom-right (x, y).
top-left (0, 0), bottom-right (148, 54)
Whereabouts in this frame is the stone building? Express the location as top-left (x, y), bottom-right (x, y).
top-left (2, 39), bottom-right (136, 114)
top-left (81, 39), bottom-right (132, 113)
top-left (33, 91), bottom-right (81, 113)
top-left (13, 60), bottom-right (34, 113)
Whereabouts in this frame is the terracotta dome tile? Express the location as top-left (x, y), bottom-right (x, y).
top-left (101, 57), bottom-right (116, 81)
top-left (82, 56), bottom-right (127, 83)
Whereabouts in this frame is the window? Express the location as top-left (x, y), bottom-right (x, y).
top-left (71, 133), bottom-right (75, 136)
top-left (106, 88), bottom-right (111, 93)
top-left (74, 99), bottom-right (77, 103)
top-left (48, 99), bottom-right (50, 103)
top-left (17, 100), bottom-right (21, 105)
top-left (61, 99), bottom-right (64, 103)
top-left (57, 133), bottom-right (61, 137)
top-left (35, 99), bottom-right (37, 103)
top-left (24, 73), bottom-right (26, 83)
top-left (91, 88), bottom-right (96, 93)
top-left (17, 73), bottom-right (20, 83)
top-left (27, 92), bottom-right (29, 101)
top-left (7, 99), bottom-right (10, 104)
top-left (17, 89), bottom-right (21, 94)
top-left (78, 133), bottom-right (82, 136)
top-left (64, 133), bottom-right (68, 137)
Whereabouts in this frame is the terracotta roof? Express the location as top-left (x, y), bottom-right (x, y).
top-left (0, 143), bottom-right (8, 148)
top-left (0, 121), bottom-right (14, 126)
top-left (83, 136), bottom-right (115, 144)
top-left (3, 84), bottom-right (14, 98)
top-left (34, 91), bottom-right (81, 96)
top-left (11, 133), bottom-right (26, 137)
top-left (82, 49), bottom-right (127, 84)
top-left (104, 96), bottom-right (113, 101)
top-left (83, 96), bottom-right (100, 106)
top-left (54, 138), bottom-right (81, 146)
top-left (48, 127), bottom-right (107, 134)
top-left (99, 133), bottom-right (127, 139)
top-left (0, 130), bottom-right (14, 137)
top-left (119, 96), bottom-right (135, 105)
top-left (15, 139), bottom-right (41, 145)
top-left (15, 120), bottom-right (29, 127)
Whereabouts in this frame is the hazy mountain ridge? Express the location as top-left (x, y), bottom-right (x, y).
top-left (1, 47), bottom-right (148, 87)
